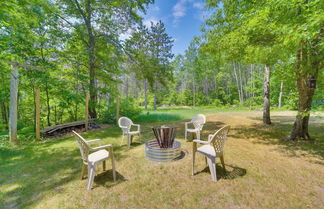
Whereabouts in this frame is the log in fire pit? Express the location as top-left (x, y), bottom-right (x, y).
top-left (145, 126), bottom-right (181, 162)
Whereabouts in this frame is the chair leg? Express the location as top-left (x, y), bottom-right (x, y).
top-left (111, 156), bottom-right (116, 181)
top-left (81, 164), bottom-right (87, 180)
top-left (127, 134), bottom-right (131, 148)
top-left (185, 130), bottom-right (187, 141)
top-left (87, 163), bottom-right (97, 190)
top-left (192, 152), bottom-right (195, 176)
top-left (206, 156), bottom-right (217, 182)
top-left (219, 153), bottom-right (226, 172)
top-left (192, 142), bottom-right (197, 175)
top-left (103, 160), bottom-right (106, 171)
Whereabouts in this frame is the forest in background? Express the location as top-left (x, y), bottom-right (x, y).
top-left (0, 0), bottom-right (323, 141)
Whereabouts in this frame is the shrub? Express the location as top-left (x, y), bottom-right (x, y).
top-left (212, 99), bottom-right (223, 107)
top-left (101, 98), bottom-right (142, 123)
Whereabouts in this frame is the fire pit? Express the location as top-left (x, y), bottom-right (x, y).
top-left (145, 126), bottom-right (181, 162)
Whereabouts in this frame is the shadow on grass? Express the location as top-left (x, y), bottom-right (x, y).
top-left (195, 164), bottom-right (247, 180)
top-left (231, 115), bottom-right (324, 161)
top-left (93, 170), bottom-right (126, 189)
top-left (0, 144), bottom-right (80, 209)
top-left (0, 135), bottom-right (128, 208)
top-left (173, 150), bottom-right (189, 161)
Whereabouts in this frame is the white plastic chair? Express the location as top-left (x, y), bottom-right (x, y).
top-left (185, 114), bottom-right (206, 141)
top-left (192, 125), bottom-right (230, 182)
top-left (118, 117), bottom-right (140, 148)
top-left (72, 131), bottom-right (116, 190)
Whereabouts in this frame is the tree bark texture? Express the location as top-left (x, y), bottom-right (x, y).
top-left (9, 66), bottom-right (18, 143)
top-left (35, 88), bottom-right (40, 139)
top-left (263, 65), bottom-right (271, 125)
top-left (45, 82), bottom-right (51, 126)
top-left (289, 39), bottom-right (320, 140)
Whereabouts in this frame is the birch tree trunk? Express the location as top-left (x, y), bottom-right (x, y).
top-left (238, 64), bottom-right (244, 104)
top-left (9, 66), bottom-right (19, 143)
top-left (263, 65), bottom-right (271, 125)
top-left (278, 80), bottom-right (283, 108)
top-left (233, 63), bottom-right (242, 105)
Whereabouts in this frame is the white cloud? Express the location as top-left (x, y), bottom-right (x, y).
top-left (172, 0), bottom-right (206, 26)
top-left (193, 2), bottom-right (204, 10)
top-left (119, 28), bottom-right (133, 41)
top-left (172, 0), bottom-right (189, 25)
top-left (143, 18), bottom-right (158, 28)
top-left (152, 6), bottom-right (160, 12)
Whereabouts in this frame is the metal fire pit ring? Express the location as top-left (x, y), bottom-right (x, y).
top-left (145, 140), bottom-right (181, 162)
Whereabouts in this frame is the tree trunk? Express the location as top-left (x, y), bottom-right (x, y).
top-left (153, 80), bottom-right (157, 110)
top-left (116, 95), bottom-right (120, 123)
top-left (233, 63), bottom-right (242, 105)
top-left (9, 66), bottom-right (18, 143)
top-left (45, 82), bottom-right (51, 126)
top-left (35, 88), bottom-right (40, 139)
top-left (263, 65), bottom-right (271, 125)
top-left (238, 64), bottom-right (244, 104)
top-left (289, 40), bottom-right (320, 140)
top-left (250, 64), bottom-right (254, 109)
top-left (278, 80), bottom-right (283, 109)
top-left (125, 75), bottom-right (129, 98)
top-left (54, 105), bottom-right (57, 125)
top-left (192, 77), bottom-right (196, 106)
top-left (83, 1), bottom-right (97, 119)
top-left (85, 91), bottom-right (90, 131)
top-left (1, 101), bottom-right (8, 128)
top-left (144, 79), bottom-right (148, 110)
top-left (107, 92), bottom-right (110, 106)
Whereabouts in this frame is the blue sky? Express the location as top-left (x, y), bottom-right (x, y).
top-left (142, 0), bottom-right (208, 56)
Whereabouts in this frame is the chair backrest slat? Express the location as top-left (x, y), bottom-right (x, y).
top-left (191, 114), bottom-right (206, 130)
top-left (209, 125), bottom-right (230, 153)
top-left (118, 117), bottom-right (133, 132)
top-left (72, 130), bottom-right (90, 163)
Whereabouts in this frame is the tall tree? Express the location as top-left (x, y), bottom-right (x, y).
top-left (149, 21), bottom-right (174, 110)
top-left (127, 21), bottom-right (174, 110)
top-left (54, 0), bottom-right (152, 118)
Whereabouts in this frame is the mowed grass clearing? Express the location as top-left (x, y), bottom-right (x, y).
top-left (1, 109), bottom-right (324, 209)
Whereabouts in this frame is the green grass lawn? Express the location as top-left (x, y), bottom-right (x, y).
top-left (1, 109), bottom-right (324, 209)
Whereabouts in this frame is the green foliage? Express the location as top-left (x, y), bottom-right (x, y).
top-left (101, 98), bottom-right (142, 124)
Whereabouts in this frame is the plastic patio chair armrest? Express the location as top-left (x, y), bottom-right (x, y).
top-left (193, 139), bottom-right (209, 145)
top-left (90, 144), bottom-right (113, 152)
top-left (185, 122), bottom-right (192, 129)
top-left (87, 139), bottom-right (103, 144)
top-left (132, 124), bottom-right (140, 132)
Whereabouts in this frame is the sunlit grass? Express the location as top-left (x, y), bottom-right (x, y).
top-left (0, 110), bottom-right (323, 208)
